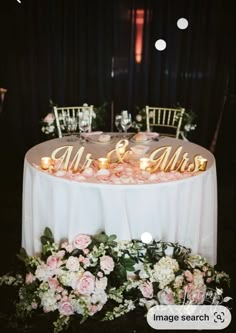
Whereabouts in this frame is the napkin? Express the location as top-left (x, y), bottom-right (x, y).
top-left (82, 131), bottom-right (103, 138)
top-left (140, 132), bottom-right (159, 138)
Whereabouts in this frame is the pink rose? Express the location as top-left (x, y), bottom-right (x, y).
top-left (139, 281), bottom-right (153, 299)
top-left (76, 271), bottom-right (95, 295)
top-left (97, 271), bottom-right (103, 278)
top-left (83, 248), bottom-right (90, 255)
top-left (62, 295), bottom-right (69, 302)
top-left (136, 114), bottom-right (142, 122)
top-left (73, 234), bottom-right (92, 250)
top-left (158, 288), bottom-right (175, 305)
top-left (95, 276), bottom-right (108, 291)
top-left (78, 255), bottom-right (90, 265)
top-left (48, 277), bottom-right (59, 289)
top-left (184, 270), bottom-right (193, 282)
top-left (44, 113), bottom-right (55, 125)
top-left (61, 242), bottom-right (74, 253)
top-left (57, 250), bottom-right (66, 258)
top-left (100, 255), bottom-right (115, 275)
top-left (89, 304), bottom-right (103, 316)
top-left (58, 301), bottom-right (74, 316)
top-left (56, 286), bottom-right (64, 293)
top-left (31, 302), bottom-right (38, 309)
top-left (25, 272), bottom-right (36, 285)
top-left (66, 256), bottom-right (80, 271)
top-left (46, 255), bottom-right (61, 270)
top-left (187, 286), bottom-right (206, 304)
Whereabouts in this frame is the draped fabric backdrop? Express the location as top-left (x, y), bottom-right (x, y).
top-left (0, 0), bottom-right (235, 162)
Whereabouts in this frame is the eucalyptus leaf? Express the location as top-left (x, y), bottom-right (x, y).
top-left (16, 248), bottom-right (27, 262)
top-left (71, 249), bottom-right (79, 256)
top-left (108, 234), bottom-right (117, 241)
top-left (93, 233), bottom-right (108, 243)
top-left (120, 258), bottom-right (136, 269)
top-left (107, 240), bottom-right (117, 247)
top-left (40, 235), bottom-right (49, 245)
top-left (115, 263), bottom-right (127, 281)
top-left (44, 227), bottom-right (54, 241)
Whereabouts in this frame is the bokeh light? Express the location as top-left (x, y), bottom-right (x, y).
top-left (141, 232), bottom-right (153, 244)
top-left (177, 18), bottom-right (189, 30)
top-left (155, 39), bottom-right (167, 51)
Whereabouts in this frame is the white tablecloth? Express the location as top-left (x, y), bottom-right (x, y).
top-left (22, 136), bottom-right (217, 264)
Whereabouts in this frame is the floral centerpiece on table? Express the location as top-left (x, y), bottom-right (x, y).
top-left (0, 228), bottom-right (231, 333)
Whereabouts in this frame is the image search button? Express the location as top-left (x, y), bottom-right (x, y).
top-left (147, 305), bottom-right (231, 330)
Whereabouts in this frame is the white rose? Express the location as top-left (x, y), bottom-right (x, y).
top-left (66, 256), bottom-right (80, 271)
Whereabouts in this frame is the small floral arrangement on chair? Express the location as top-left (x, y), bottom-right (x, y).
top-left (134, 105), bottom-right (197, 139)
top-left (40, 100), bottom-right (58, 139)
top-left (0, 227), bottom-right (231, 333)
top-left (41, 112), bottom-right (57, 137)
top-left (40, 101), bottom-right (108, 139)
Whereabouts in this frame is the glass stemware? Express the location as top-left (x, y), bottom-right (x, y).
top-left (121, 112), bottom-right (132, 133)
top-left (78, 112), bottom-right (90, 142)
top-left (65, 115), bottom-right (78, 141)
top-left (115, 115), bottom-right (122, 132)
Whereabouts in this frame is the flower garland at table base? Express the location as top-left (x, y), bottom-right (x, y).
top-left (0, 228), bottom-right (231, 333)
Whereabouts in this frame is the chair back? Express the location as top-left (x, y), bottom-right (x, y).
top-left (53, 104), bottom-right (94, 138)
top-left (145, 106), bottom-right (185, 138)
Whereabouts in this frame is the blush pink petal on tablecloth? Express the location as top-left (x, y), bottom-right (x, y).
top-left (33, 162), bottom-right (196, 184)
top-left (140, 131), bottom-right (160, 138)
top-left (82, 131), bottom-right (103, 138)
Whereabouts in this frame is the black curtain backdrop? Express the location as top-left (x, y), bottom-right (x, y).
top-left (0, 0), bottom-right (235, 160)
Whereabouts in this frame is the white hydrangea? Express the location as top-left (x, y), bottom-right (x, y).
top-left (35, 264), bottom-right (55, 282)
top-left (39, 289), bottom-right (58, 312)
top-left (153, 266), bottom-right (175, 289)
top-left (193, 269), bottom-right (204, 287)
top-left (70, 297), bottom-right (86, 315)
top-left (66, 256), bottom-right (80, 271)
top-left (173, 275), bottom-right (184, 289)
top-left (157, 256), bottom-right (179, 272)
top-left (91, 290), bottom-right (108, 305)
top-left (59, 270), bottom-right (83, 288)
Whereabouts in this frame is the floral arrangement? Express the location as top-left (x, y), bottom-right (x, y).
top-left (41, 101), bottom-right (108, 139)
top-left (0, 228), bottom-right (231, 332)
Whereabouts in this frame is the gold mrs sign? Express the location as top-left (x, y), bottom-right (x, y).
top-left (50, 140), bottom-right (207, 173)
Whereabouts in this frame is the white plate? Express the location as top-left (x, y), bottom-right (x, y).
top-left (88, 136), bottom-right (115, 144)
top-left (131, 137), bottom-right (151, 143)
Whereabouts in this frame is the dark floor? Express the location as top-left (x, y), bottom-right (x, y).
top-left (0, 103), bottom-right (235, 332)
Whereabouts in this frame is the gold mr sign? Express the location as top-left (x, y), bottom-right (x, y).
top-left (45, 139), bottom-right (207, 173)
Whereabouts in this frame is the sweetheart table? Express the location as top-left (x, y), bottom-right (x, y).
top-left (22, 135), bottom-right (217, 264)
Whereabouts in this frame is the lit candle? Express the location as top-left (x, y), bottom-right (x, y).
top-left (139, 157), bottom-right (150, 170)
top-left (98, 157), bottom-right (109, 169)
top-left (40, 157), bottom-right (52, 170)
top-left (198, 157), bottom-right (208, 171)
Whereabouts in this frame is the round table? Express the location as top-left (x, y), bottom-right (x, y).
top-left (22, 135), bottom-right (217, 264)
